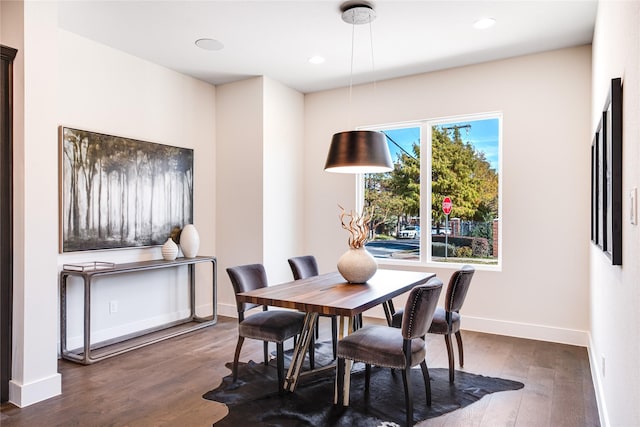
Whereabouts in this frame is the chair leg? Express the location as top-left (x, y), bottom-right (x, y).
top-left (315, 321), bottom-right (320, 339)
top-left (455, 331), bottom-right (464, 367)
top-left (232, 336), bottom-right (245, 382)
top-left (331, 316), bottom-right (338, 360)
top-left (364, 363), bottom-right (371, 396)
top-left (444, 333), bottom-right (455, 383)
top-left (401, 366), bottom-right (414, 427)
top-left (336, 357), bottom-right (346, 406)
top-left (420, 360), bottom-right (432, 406)
top-left (263, 341), bottom-right (269, 366)
top-left (276, 342), bottom-right (285, 394)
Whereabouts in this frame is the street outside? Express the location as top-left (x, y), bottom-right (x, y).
top-left (366, 239), bottom-right (419, 259)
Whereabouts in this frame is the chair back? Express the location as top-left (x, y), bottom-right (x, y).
top-left (401, 277), bottom-right (443, 340)
top-left (445, 265), bottom-right (475, 313)
top-left (288, 255), bottom-right (319, 280)
top-left (226, 263), bottom-right (268, 314)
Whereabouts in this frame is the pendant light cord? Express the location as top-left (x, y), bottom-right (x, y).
top-left (369, 17), bottom-right (377, 94)
top-left (348, 19), bottom-right (355, 130)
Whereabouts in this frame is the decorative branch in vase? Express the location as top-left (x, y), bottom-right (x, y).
top-left (337, 205), bottom-right (377, 283)
top-left (339, 205), bottom-right (373, 248)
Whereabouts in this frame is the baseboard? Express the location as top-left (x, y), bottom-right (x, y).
top-left (66, 304), bottom-right (213, 350)
top-left (9, 373), bottom-right (62, 408)
top-left (216, 306), bottom-right (589, 347)
top-left (587, 334), bottom-right (610, 427)
top-left (460, 315), bottom-right (590, 347)
top-left (217, 302), bottom-right (238, 318)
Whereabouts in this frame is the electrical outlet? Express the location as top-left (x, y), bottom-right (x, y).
top-left (109, 300), bottom-right (118, 314)
top-left (601, 356), bottom-right (606, 378)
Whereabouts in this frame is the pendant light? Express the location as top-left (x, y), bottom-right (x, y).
top-left (324, 2), bottom-right (393, 174)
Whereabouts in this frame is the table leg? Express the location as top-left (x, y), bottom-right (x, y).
top-left (83, 277), bottom-right (91, 364)
top-left (382, 300), bottom-right (393, 326)
top-left (189, 264), bottom-right (196, 319)
top-left (334, 315), bottom-right (354, 406)
top-left (284, 312), bottom-right (318, 392)
top-left (60, 274), bottom-right (68, 357)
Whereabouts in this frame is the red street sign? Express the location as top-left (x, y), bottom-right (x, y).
top-left (442, 197), bottom-right (452, 215)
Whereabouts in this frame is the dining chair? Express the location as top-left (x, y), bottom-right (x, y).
top-left (335, 277), bottom-right (443, 427)
top-left (390, 265), bottom-right (475, 383)
top-left (288, 255), bottom-right (338, 359)
top-left (227, 263), bottom-right (307, 394)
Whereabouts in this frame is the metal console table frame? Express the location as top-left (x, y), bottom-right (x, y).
top-left (60, 256), bottom-right (217, 364)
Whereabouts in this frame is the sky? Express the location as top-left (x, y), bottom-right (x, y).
top-left (382, 118), bottom-right (500, 171)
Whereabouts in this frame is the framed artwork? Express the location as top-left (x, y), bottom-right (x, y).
top-left (604, 77), bottom-right (623, 265)
top-left (590, 139), bottom-right (597, 243)
top-left (59, 127), bottom-right (194, 252)
top-left (602, 109), bottom-right (609, 252)
top-left (596, 121), bottom-right (604, 249)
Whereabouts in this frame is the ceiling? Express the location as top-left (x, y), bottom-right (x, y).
top-left (57, 0), bottom-right (598, 94)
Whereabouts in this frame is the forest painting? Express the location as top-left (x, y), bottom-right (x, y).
top-left (60, 127), bottom-right (193, 252)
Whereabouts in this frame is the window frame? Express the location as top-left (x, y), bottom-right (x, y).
top-left (357, 112), bottom-right (503, 271)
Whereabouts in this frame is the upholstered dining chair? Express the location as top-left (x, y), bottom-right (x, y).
top-left (227, 263), bottom-right (306, 394)
top-left (335, 277), bottom-right (443, 427)
top-left (390, 265), bottom-right (475, 383)
top-left (288, 255), bottom-right (338, 359)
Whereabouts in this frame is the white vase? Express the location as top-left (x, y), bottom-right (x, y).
top-left (161, 238), bottom-right (178, 261)
top-left (180, 224), bottom-right (200, 258)
top-left (337, 247), bottom-right (377, 283)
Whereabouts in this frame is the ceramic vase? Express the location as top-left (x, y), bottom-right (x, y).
top-left (180, 224), bottom-right (200, 258)
top-left (161, 238), bottom-right (178, 261)
top-left (337, 247), bottom-right (377, 283)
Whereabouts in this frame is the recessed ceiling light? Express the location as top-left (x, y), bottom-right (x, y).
top-left (473, 18), bottom-right (496, 30)
top-left (195, 38), bottom-right (224, 51)
top-left (308, 55), bottom-right (325, 64)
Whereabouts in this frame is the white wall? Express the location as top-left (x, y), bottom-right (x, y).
top-left (57, 30), bottom-right (217, 349)
top-left (216, 77), bottom-right (265, 315)
top-left (305, 46), bottom-right (593, 344)
top-left (590, 2), bottom-right (640, 425)
top-left (6, 0), bottom-right (62, 407)
top-left (215, 76), bottom-right (304, 317)
top-left (6, 4), bottom-right (217, 406)
top-left (263, 77), bottom-right (305, 282)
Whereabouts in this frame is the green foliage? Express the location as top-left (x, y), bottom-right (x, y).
top-left (456, 246), bottom-right (473, 258)
top-left (365, 140), bottom-right (420, 236)
top-left (471, 238), bottom-right (490, 257)
top-left (431, 242), bottom-right (456, 257)
top-left (365, 123), bottom-right (498, 245)
top-left (431, 126), bottom-right (498, 223)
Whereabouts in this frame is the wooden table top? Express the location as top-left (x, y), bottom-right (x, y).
top-left (237, 269), bottom-right (436, 317)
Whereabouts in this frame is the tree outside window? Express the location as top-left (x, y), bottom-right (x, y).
top-left (363, 114), bottom-right (501, 266)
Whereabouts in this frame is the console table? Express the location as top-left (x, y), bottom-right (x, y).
top-left (60, 256), bottom-right (217, 364)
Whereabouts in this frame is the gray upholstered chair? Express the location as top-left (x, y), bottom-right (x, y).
top-left (391, 265), bottom-right (475, 383)
top-left (288, 255), bottom-right (338, 359)
top-left (227, 263), bottom-right (306, 394)
top-left (336, 277), bottom-right (443, 426)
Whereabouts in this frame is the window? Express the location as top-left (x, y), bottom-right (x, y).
top-left (362, 113), bottom-right (502, 267)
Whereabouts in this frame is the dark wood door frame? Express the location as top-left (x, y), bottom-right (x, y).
top-left (1, 44), bottom-right (18, 404)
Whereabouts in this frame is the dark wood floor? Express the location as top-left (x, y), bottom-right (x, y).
top-left (1, 315), bottom-right (600, 426)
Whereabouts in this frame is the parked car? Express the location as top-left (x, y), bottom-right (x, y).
top-left (398, 225), bottom-right (420, 239)
top-left (431, 227), bottom-right (451, 235)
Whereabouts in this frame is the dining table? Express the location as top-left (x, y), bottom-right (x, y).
top-left (236, 268), bottom-right (436, 405)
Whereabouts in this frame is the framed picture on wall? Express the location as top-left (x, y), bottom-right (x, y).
top-left (602, 109), bottom-right (609, 253)
top-left (59, 127), bottom-right (194, 252)
top-left (590, 140), bottom-right (597, 243)
top-left (603, 77), bottom-right (623, 265)
top-left (596, 120), bottom-right (604, 250)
